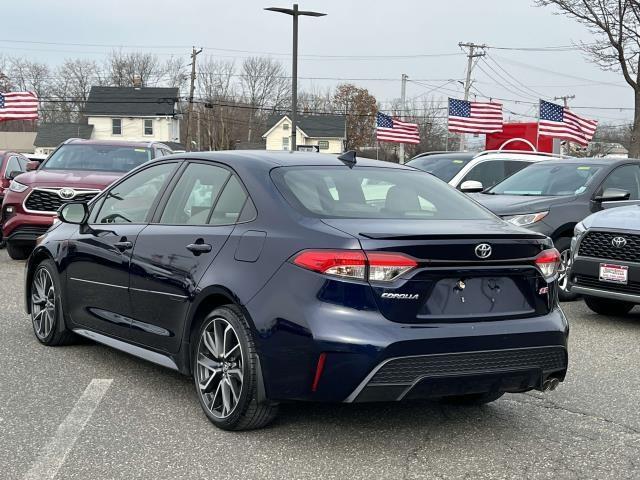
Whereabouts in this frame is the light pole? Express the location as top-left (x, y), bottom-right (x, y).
top-left (265, 4), bottom-right (326, 152)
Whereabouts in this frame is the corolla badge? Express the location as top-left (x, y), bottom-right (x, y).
top-left (474, 243), bottom-right (492, 259)
top-left (611, 236), bottom-right (627, 248)
top-left (381, 293), bottom-right (419, 300)
top-left (58, 188), bottom-right (76, 200)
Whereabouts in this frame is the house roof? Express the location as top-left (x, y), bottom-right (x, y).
top-left (34, 123), bottom-right (94, 147)
top-left (84, 86), bottom-right (179, 117)
top-left (264, 114), bottom-right (345, 138)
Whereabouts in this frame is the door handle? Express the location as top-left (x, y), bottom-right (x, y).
top-left (114, 240), bottom-right (133, 251)
top-left (186, 241), bottom-right (212, 255)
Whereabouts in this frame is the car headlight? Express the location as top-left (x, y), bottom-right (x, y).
top-left (574, 221), bottom-right (586, 237)
top-left (504, 211), bottom-right (548, 227)
top-left (9, 180), bottom-right (29, 193)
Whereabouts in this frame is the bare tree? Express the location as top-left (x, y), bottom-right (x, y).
top-left (332, 83), bottom-right (377, 150)
top-left (298, 86), bottom-right (334, 114)
top-left (105, 50), bottom-right (164, 87)
top-left (240, 57), bottom-right (290, 142)
top-left (537, 0), bottom-right (640, 156)
top-left (48, 59), bottom-right (104, 123)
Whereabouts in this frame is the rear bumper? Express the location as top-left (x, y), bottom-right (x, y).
top-left (346, 345), bottom-right (566, 402)
top-left (248, 265), bottom-right (569, 403)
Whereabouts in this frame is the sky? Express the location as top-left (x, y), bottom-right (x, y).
top-left (3, 0), bottom-right (634, 126)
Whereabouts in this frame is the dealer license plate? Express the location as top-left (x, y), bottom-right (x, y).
top-left (599, 263), bottom-right (628, 284)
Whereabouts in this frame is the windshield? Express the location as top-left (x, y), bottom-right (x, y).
top-left (406, 156), bottom-right (472, 181)
top-left (272, 166), bottom-right (495, 220)
top-left (42, 144), bottom-right (153, 173)
top-left (488, 163), bottom-right (602, 196)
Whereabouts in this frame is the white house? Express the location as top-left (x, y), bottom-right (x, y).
top-left (84, 86), bottom-right (180, 143)
top-left (262, 114), bottom-right (345, 154)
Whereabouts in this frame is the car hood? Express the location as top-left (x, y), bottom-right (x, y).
top-left (321, 218), bottom-right (545, 239)
top-left (14, 169), bottom-right (122, 189)
top-left (583, 204), bottom-right (640, 230)
top-left (470, 193), bottom-right (572, 216)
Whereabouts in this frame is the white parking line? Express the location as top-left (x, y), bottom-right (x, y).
top-left (23, 379), bottom-right (113, 480)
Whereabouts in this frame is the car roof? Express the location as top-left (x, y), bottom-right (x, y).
top-left (524, 157), bottom-right (640, 167)
top-left (167, 150), bottom-right (416, 171)
top-left (65, 138), bottom-right (169, 148)
top-left (409, 152), bottom-right (475, 161)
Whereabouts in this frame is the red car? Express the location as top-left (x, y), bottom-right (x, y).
top-left (1, 139), bottom-right (173, 259)
top-left (0, 151), bottom-right (31, 246)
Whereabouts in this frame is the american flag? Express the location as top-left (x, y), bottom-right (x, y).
top-left (448, 98), bottom-right (503, 134)
top-left (0, 91), bottom-right (39, 122)
top-left (376, 112), bottom-right (420, 144)
top-left (538, 100), bottom-right (597, 147)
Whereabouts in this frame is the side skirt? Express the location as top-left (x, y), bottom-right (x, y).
top-left (72, 329), bottom-right (179, 371)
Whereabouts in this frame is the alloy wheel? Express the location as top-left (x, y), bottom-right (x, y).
top-left (31, 268), bottom-right (56, 340)
top-left (557, 249), bottom-right (571, 292)
top-left (196, 317), bottom-right (244, 419)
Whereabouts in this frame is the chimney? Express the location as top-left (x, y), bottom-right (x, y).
top-left (133, 74), bottom-right (142, 89)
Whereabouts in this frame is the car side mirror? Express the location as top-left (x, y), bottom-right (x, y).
top-left (26, 161), bottom-right (40, 171)
top-left (7, 170), bottom-right (22, 180)
top-left (58, 202), bottom-right (89, 225)
top-left (593, 188), bottom-right (630, 203)
top-left (460, 180), bottom-right (484, 193)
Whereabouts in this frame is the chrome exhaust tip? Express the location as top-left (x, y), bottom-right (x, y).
top-left (542, 377), bottom-right (560, 392)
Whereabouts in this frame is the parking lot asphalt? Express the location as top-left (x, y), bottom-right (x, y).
top-left (1, 248), bottom-right (640, 480)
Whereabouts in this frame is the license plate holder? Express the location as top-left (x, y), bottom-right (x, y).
top-left (599, 263), bottom-right (628, 284)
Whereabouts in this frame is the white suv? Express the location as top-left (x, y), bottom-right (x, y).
top-left (407, 150), bottom-right (563, 192)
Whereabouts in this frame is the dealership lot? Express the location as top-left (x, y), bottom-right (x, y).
top-left (1, 249), bottom-right (639, 480)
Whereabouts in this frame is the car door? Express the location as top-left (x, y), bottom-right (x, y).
top-left (65, 161), bottom-right (179, 339)
top-left (128, 161), bottom-right (252, 352)
top-left (594, 164), bottom-right (640, 209)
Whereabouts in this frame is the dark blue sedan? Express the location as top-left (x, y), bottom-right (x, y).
top-left (24, 151), bottom-right (569, 430)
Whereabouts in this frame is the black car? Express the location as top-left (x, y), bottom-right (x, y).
top-left (25, 150), bottom-right (568, 430)
top-left (568, 205), bottom-right (640, 315)
top-left (472, 158), bottom-right (640, 301)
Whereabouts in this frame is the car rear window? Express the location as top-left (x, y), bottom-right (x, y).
top-left (42, 144), bottom-right (153, 173)
top-left (271, 166), bottom-right (495, 220)
top-left (406, 156), bottom-right (471, 181)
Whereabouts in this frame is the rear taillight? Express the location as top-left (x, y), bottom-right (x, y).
top-left (535, 248), bottom-right (561, 280)
top-left (293, 250), bottom-right (417, 282)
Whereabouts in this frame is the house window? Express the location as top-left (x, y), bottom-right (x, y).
top-left (282, 136), bottom-right (290, 151)
top-left (318, 140), bottom-right (329, 150)
top-left (144, 119), bottom-right (154, 136)
top-left (283, 123), bottom-right (289, 130)
top-left (112, 118), bottom-right (122, 135)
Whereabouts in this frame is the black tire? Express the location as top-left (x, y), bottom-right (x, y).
top-left (0, 239), bottom-right (6, 249)
top-left (30, 259), bottom-right (76, 346)
top-left (193, 305), bottom-right (278, 431)
top-left (584, 295), bottom-right (635, 316)
top-left (7, 241), bottom-right (31, 260)
top-left (554, 237), bottom-right (579, 302)
top-left (440, 391), bottom-right (504, 406)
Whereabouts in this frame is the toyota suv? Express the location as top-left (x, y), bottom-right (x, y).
top-left (1, 139), bottom-right (173, 259)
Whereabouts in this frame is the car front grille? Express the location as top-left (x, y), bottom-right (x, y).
top-left (574, 275), bottom-right (640, 295)
top-left (578, 231), bottom-right (640, 263)
top-left (24, 188), bottom-right (99, 213)
top-left (369, 347), bottom-right (567, 385)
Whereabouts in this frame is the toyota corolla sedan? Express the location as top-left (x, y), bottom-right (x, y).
top-left (25, 151), bottom-right (568, 430)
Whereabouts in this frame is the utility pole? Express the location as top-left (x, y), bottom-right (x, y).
top-left (265, 4), bottom-right (326, 152)
top-left (185, 46), bottom-right (203, 152)
top-left (458, 42), bottom-right (486, 151)
top-left (399, 73), bottom-right (408, 164)
top-left (554, 94), bottom-right (575, 107)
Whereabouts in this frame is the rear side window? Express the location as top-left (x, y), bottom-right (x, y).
top-left (160, 163), bottom-right (230, 225)
top-left (272, 166), bottom-right (495, 220)
top-left (209, 175), bottom-right (248, 225)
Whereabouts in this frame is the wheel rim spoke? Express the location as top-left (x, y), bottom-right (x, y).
top-left (196, 316), bottom-right (244, 419)
top-left (31, 268), bottom-right (55, 339)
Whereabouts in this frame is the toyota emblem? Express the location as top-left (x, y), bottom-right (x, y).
top-left (58, 188), bottom-right (76, 200)
top-left (611, 236), bottom-right (627, 248)
top-left (475, 243), bottom-right (492, 259)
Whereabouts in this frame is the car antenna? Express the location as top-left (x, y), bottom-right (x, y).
top-left (338, 150), bottom-right (357, 168)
